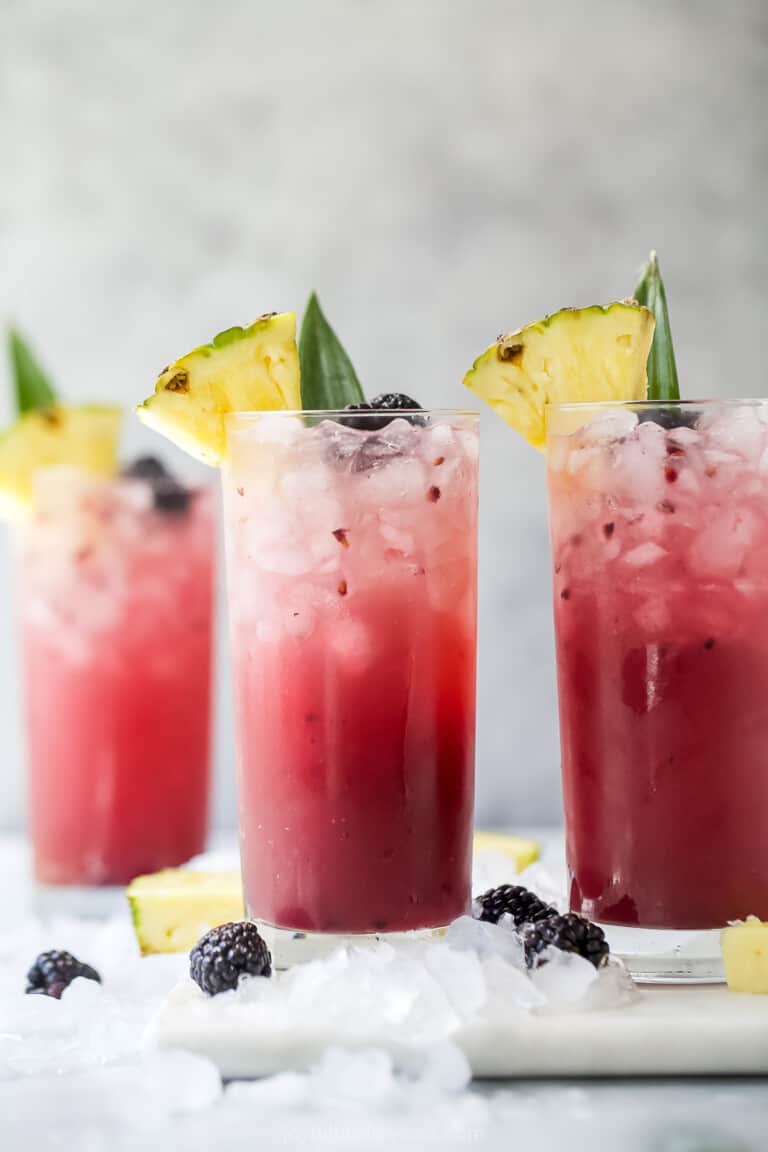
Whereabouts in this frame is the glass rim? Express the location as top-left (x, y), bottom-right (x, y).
top-left (225, 408), bottom-right (480, 422)
top-left (546, 398), bottom-right (768, 413)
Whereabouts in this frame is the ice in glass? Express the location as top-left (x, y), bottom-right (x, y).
top-left (223, 411), bottom-right (478, 938)
top-left (23, 467), bottom-right (214, 887)
top-left (547, 401), bottom-right (768, 931)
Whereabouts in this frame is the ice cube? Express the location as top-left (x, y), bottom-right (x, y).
top-left (622, 542), bottom-right (667, 568)
top-left (584, 959), bottom-right (638, 1010)
top-left (672, 466), bottom-right (701, 497)
top-left (422, 941), bottom-right (486, 1018)
top-left (280, 463), bottom-right (333, 506)
top-left (424, 422), bottom-right (457, 454)
top-left (530, 949), bottom-right (598, 1008)
top-left (457, 427), bottom-right (480, 462)
top-left (246, 413), bottom-right (304, 446)
top-left (480, 953), bottom-right (546, 1016)
top-left (357, 457), bottom-right (427, 508)
top-left (687, 508), bottom-right (760, 581)
top-left (446, 916), bottom-right (525, 969)
top-left (666, 425), bottom-right (701, 447)
top-left (305, 526), bottom-right (345, 569)
top-left (379, 521), bottom-right (416, 555)
top-left (635, 420), bottom-right (667, 455)
top-left (60, 977), bottom-right (141, 1064)
top-left (566, 445), bottom-right (601, 475)
top-left (374, 417), bottom-right (419, 452)
top-left (582, 410), bottom-right (639, 442)
top-left (700, 405), bottom-right (765, 463)
top-left (612, 436), bottom-right (666, 505)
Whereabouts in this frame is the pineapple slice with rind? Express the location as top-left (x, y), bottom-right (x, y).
top-left (0, 404), bottom-right (121, 520)
top-left (126, 869), bottom-right (244, 955)
top-left (463, 302), bottom-right (654, 450)
top-left (136, 311), bottom-right (301, 465)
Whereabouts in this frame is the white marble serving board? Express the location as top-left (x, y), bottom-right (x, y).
top-left (147, 981), bottom-right (768, 1080)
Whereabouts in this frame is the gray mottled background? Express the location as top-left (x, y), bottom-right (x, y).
top-left (0, 0), bottom-right (766, 832)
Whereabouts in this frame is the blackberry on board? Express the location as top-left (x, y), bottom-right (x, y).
top-left (473, 884), bottom-right (555, 927)
top-left (522, 912), bottom-right (609, 969)
top-left (190, 922), bottom-right (272, 995)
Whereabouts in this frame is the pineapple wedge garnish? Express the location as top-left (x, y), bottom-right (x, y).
top-left (463, 302), bottom-right (654, 450)
top-left (0, 405), bottom-right (121, 520)
top-left (136, 312), bottom-right (300, 465)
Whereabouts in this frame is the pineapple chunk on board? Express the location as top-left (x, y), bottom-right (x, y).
top-left (722, 919), bottom-right (768, 993)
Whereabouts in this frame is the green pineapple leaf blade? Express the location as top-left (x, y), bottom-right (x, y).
top-left (633, 251), bottom-right (680, 402)
top-left (299, 293), bottom-right (365, 410)
top-left (8, 327), bottom-right (57, 413)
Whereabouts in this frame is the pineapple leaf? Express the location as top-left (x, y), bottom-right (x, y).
top-left (299, 293), bottom-right (364, 410)
top-left (8, 328), bottom-right (57, 413)
top-left (633, 252), bottom-right (680, 402)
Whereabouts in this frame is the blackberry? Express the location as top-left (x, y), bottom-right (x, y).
top-left (122, 455), bottom-right (191, 514)
top-left (151, 478), bottom-right (191, 514)
top-left (637, 406), bottom-right (698, 432)
top-left (26, 950), bottom-right (101, 999)
top-left (522, 913), bottom-right (609, 970)
top-left (341, 393), bottom-right (424, 431)
top-left (340, 402), bottom-right (378, 430)
top-left (473, 884), bottom-right (555, 927)
top-left (369, 392), bottom-right (423, 413)
top-left (122, 455), bottom-right (169, 480)
top-left (190, 922), bottom-right (272, 995)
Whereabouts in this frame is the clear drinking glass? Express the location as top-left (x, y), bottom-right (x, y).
top-left (547, 399), bottom-right (768, 981)
top-left (222, 409), bottom-right (479, 965)
top-left (22, 466), bottom-right (214, 910)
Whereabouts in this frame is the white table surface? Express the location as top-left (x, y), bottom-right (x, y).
top-left (2, 832), bottom-right (768, 1152)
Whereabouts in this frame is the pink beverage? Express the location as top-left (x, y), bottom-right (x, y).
top-left (547, 401), bottom-right (768, 940)
top-left (223, 411), bottom-right (478, 944)
top-left (23, 467), bottom-right (214, 887)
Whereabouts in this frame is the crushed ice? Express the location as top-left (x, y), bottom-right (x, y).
top-left (2, 849), bottom-right (636, 1149)
top-left (149, 858), bottom-right (634, 1066)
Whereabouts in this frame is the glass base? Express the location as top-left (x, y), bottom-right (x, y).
top-left (253, 919), bottom-right (449, 970)
top-left (598, 922), bottom-right (724, 983)
top-left (33, 882), bottom-right (127, 920)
